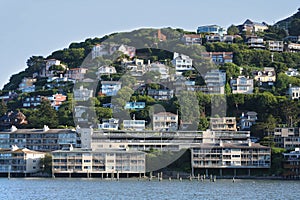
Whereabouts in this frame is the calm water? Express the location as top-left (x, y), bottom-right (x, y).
top-left (0, 178), bottom-right (299, 200)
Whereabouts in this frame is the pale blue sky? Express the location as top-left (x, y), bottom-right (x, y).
top-left (0, 0), bottom-right (299, 89)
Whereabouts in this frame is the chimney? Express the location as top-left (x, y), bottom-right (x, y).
top-left (248, 139), bottom-right (252, 147)
top-left (10, 125), bottom-right (17, 132)
top-left (43, 125), bottom-right (50, 132)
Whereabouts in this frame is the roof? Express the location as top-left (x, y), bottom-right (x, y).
top-left (52, 148), bottom-right (145, 154)
top-left (0, 128), bottom-right (76, 134)
top-left (154, 112), bottom-right (178, 116)
top-left (192, 143), bottom-right (270, 149)
top-left (0, 148), bottom-right (45, 154)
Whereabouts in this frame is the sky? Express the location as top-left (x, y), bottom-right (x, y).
top-left (0, 0), bottom-right (299, 89)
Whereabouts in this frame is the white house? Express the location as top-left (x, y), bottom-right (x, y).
top-left (204, 70), bottom-right (226, 94)
top-left (230, 76), bottom-right (253, 94)
top-left (172, 52), bottom-right (193, 75)
top-left (239, 111), bottom-right (258, 131)
top-left (123, 120), bottom-right (146, 131)
top-left (289, 86), bottom-right (300, 100)
top-left (285, 68), bottom-right (299, 77)
top-left (97, 66), bottom-right (117, 77)
top-left (181, 34), bottom-right (202, 45)
top-left (149, 62), bottom-right (170, 79)
top-left (98, 118), bottom-right (119, 130)
top-left (73, 86), bottom-right (93, 101)
top-left (64, 68), bottom-right (88, 80)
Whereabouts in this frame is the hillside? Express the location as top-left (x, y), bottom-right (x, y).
top-left (275, 8), bottom-right (300, 35)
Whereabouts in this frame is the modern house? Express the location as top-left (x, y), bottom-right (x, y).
top-left (100, 81), bottom-right (122, 96)
top-left (98, 118), bottom-right (119, 131)
top-left (267, 40), bottom-right (284, 52)
top-left (210, 117), bottom-right (237, 131)
top-left (253, 67), bottom-right (276, 86)
top-left (126, 59), bottom-right (147, 77)
top-left (152, 112), bottom-right (178, 132)
top-left (201, 52), bottom-right (233, 65)
top-left (0, 146), bottom-right (45, 174)
top-left (181, 34), bottom-right (202, 45)
top-left (197, 25), bottom-right (226, 36)
top-left (289, 86), bottom-right (300, 100)
top-left (204, 70), bottom-right (226, 94)
top-left (123, 120), bottom-right (146, 131)
top-left (230, 76), bottom-right (253, 94)
top-left (172, 52), bottom-right (193, 75)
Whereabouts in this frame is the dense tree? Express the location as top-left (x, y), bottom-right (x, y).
top-left (289, 18), bottom-right (300, 35)
top-left (227, 25), bottom-right (239, 35)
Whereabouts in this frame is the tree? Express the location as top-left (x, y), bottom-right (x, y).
top-left (27, 99), bottom-right (59, 128)
top-left (40, 153), bottom-right (52, 175)
top-left (289, 18), bottom-right (300, 36)
top-left (0, 100), bottom-right (7, 116)
top-left (227, 25), bottom-right (239, 35)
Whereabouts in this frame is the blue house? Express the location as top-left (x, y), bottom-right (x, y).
top-left (124, 102), bottom-right (145, 109)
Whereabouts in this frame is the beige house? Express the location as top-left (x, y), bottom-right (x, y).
top-left (230, 76), bottom-right (253, 94)
top-left (153, 112), bottom-right (178, 131)
top-left (253, 67), bottom-right (276, 86)
top-left (210, 117), bottom-right (237, 131)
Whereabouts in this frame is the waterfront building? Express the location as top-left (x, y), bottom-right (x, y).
top-left (52, 146), bottom-right (145, 177)
top-left (0, 146), bottom-right (45, 174)
top-left (0, 126), bottom-right (78, 151)
top-left (283, 148), bottom-right (300, 178)
top-left (230, 76), bottom-right (253, 94)
top-left (191, 142), bottom-right (271, 176)
top-left (272, 127), bottom-right (300, 150)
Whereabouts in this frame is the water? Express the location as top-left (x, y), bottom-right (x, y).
top-left (0, 178), bottom-right (299, 200)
